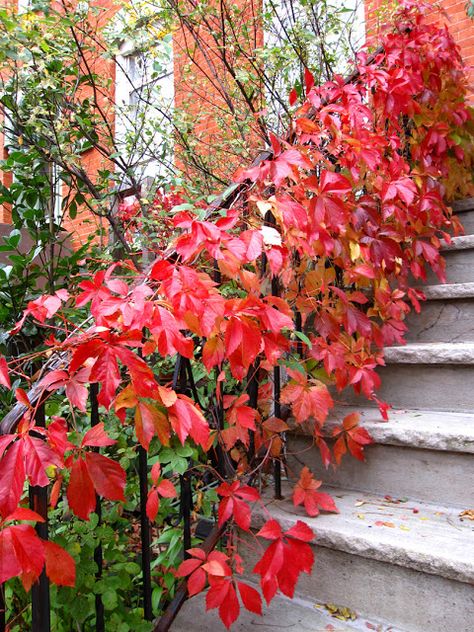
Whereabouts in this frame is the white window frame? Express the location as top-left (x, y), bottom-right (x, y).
top-left (114, 39), bottom-right (174, 184)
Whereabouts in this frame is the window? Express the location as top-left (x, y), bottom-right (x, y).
top-left (114, 37), bottom-right (174, 188)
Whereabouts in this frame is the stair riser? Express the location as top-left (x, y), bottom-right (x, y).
top-left (456, 209), bottom-right (474, 234)
top-left (405, 299), bottom-right (474, 342)
top-left (240, 543), bottom-right (473, 632)
top-left (287, 435), bottom-right (474, 506)
top-left (426, 247), bottom-right (474, 284)
top-left (339, 364), bottom-right (474, 411)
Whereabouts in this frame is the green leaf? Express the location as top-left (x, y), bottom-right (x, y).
top-left (294, 330), bottom-right (312, 349)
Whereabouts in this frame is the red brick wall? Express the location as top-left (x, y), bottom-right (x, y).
top-left (0, 0), bottom-right (118, 245)
top-left (172, 0), bottom-right (264, 185)
top-left (1, 0), bottom-right (472, 240)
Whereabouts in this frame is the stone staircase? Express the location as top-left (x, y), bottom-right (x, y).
top-left (268, 196), bottom-right (474, 631)
top-left (173, 198), bottom-right (474, 631)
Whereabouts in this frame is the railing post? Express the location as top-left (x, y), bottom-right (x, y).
top-left (90, 384), bottom-right (105, 632)
top-left (138, 445), bottom-right (153, 620)
top-left (30, 402), bottom-right (50, 632)
top-left (246, 360), bottom-right (260, 461)
top-left (179, 470), bottom-right (192, 557)
top-left (172, 356), bottom-right (193, 559)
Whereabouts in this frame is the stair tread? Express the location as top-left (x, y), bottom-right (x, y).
top-left (384, 341), bottom-right (474, 363)
top-left (257, 487), bottom-right (474, 584)
top-left (172, 588), bottom-right (383, 631)
top-left (295, 406), bottom-right (474, 453)
top-left (421, 281), bottom-right (474, 299)
top-left (441, 234), bottom-right (474, 251)
top-left (452, 197), bottom-right (474, 213)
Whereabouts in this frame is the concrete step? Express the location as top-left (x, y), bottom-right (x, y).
top-left (341, 342), bottom-right (474, 411)
top-left (245, 487), bottom-right (474, 632)
top-left (426, 234), bottom-right (474, 284)
top-left (288, 407), bottom-right (474, 505)
top-left (172, 587), bottom-right (392, 631)
top-left (405, 282), bottom-right (474, 342)
top-left (383, 341), bottom-right (474, 363)
top-left (452, 197), bottom-right (474, 234)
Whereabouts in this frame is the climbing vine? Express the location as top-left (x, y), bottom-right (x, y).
top-left (0, 1), bottom-right (473, 629)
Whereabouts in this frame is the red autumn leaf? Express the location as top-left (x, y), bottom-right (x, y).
top-left (177, 549), bottom-right (231, 599)
top-left (47, 417), bottom-right (73, 457)
top-left (81, 423), bottom-right (116, 448)
top-left (293, 467), bottom-right (338, 517)
top-left (76, 269), bottom-right (110, 311)
top-left (84, 452), bottom-right (126, 502)
top-left (22, 434), bottom-right (62, 487)
top-left (168, 394), bottom-right (209, 448)
top-left (313, 427), bottom-right (332, 468)
top-left (217, 481), bottom-right (260, 531)
top-left (304, 67), bottom-right (315, 93)
top-left (254, 519), bottom-right (314, 603)
top-left (5, 508), bottom-right (45, 523)
top-left (65, 368), bottom-right (90, 412)
top-left (0, 441), bottom-right (25, 518)
top-left (333, 412), bottom-right (373, 464)
top-left (202, 336), bottom-right (225, 372)
top-left (15, 388), bottom-right (30, 408)
top-left (149, 306), bottom-right (194, 359)
top-left (66, 457), bottom-right (96, 520)
top-left (145, 491), bottom-right (159, 522)
top-left (89, 347), bottom-right (121, 410)
top-left (0, 355), bottom-right (11, 389)
top-left (0, 524), bottom-right (46, 589)
top-left (0, 526), bottom-right (23, 584)
top-left (289, 87), bottom-right (298, 106)
top-left (237, 581), bottom-right (263, 615)
top-left (135, 401), bottom-right (171, 450)
top-left (146, 464), bottom-right (177, 522)
top-left (281, 370), bottom-right (333, 424)
top-left (44, 541), bottom-right (76, 587)
top-left (217, 580), bottom-right (240, 629)
top-left (11, 524), bottom-right (45, 588)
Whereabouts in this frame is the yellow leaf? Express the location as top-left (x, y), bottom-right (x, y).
top-left (349, 242), bottom-right (360, 261)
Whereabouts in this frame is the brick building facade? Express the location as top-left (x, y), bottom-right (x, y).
top-left (0, 0), bottom-right (472, 242)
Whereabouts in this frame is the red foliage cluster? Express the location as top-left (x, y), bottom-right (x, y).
top-left (0, 2), bottom-right (473, 627)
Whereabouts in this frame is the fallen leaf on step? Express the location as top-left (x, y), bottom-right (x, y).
top-left (375, 521), bottom-right (395, 528)
top-left (355, 500), bottom-right (365, 507)
top-left (399, 525), bottom-right (410, 531)
top-left (323, 603), bottom-right (357, 621)
top-left (459, 509), bottom-right (474, 521)
top-left (356, 513), bottom-right (365, 519)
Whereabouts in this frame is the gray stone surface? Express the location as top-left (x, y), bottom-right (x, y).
top-left (404, 298), bottom-right (474, 341)
top-left (452, 197), bottom-right (474, 213)
top-left (288, 435), bottom-right (474, 506)
top-left (383, 341), bottom-right (474, 364)
top-left (331, 406), bottom-right (474, 452)
top-left (253, 487), bottom-right (474, 584)
top-left (455, 206), bottom-right (474, 233)
top-left (240, 540), bottom-right (473, 632)
top-left (172, 590), bottom-right (377, 631)
top-left (441, 234), bottom-right (474, 251)
top-left (341, 364), bottom-right (474, 411)
top-left (421, 282), bottom-right (474, 299)
top-left (426, 246), bottom-right (474, 283)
